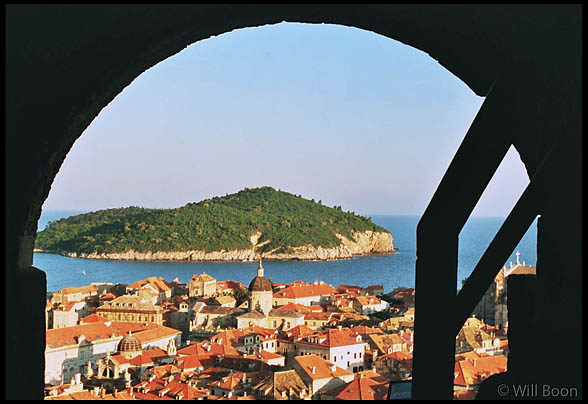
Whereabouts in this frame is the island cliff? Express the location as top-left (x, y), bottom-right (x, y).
top-left (35, 187), bottom-right (394, 261)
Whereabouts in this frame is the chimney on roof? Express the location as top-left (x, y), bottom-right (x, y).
top-left (74, 373), bottom-right (81, 385)
top-left (93, 387), bottom-right (99, 397)
top-left (337, 325), bottom-right (342, 331)
top-left (310, 366), bottom-right (316, 375)
top-left (100, 385), bottom-right (105, 399)
top-left (331, 365), bottom-right (337, 372)
top-left (113, 388), bottom-right (118, 398)
top-left (515, 251), bottom-right (520, 265)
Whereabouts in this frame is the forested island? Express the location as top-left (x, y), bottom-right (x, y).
top-left (35, 187), bottom-right (395, 261)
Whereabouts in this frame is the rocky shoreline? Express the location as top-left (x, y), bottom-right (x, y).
top-left (34, 230), bottom-right (394, 262)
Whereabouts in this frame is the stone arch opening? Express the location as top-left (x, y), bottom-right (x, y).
top-left (7, 5), bottom-right (580, 400)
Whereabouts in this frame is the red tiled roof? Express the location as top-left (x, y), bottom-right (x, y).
top-left (246, 350), bottom-right (284, 361)
top-left (274, 303), bottom-right (312, 313)
top-left (304, 312), bottom-right (332, 321)
top-left (127, 276), bottom-right (172, 292)
top-left (110, 354), bottom-right (130, 365)
top-left (273, 284), bottom-right (337, 299)
top-left (322, 373), bottom-right (389, 400)
top-left (209, 373), bottom-right (245, 390)
top-left (354, 296), bottom-right (382, 306)
top-left (132, 326), bottom-right (181, 344)
top-left (337, 285), bottom-right (362, 292)
top-left (129, 348), bottom-right (168, 366)
top-left (299, 328), bottom-right (364, 348)
top-left (134, 377), bottom-right (209, 400)
top-left (178, 340), bottom-right (239, 357)
top-left (80, 314), bottom-right (109, 324)
top-left (335, 291), bottom-right (360, 298)
top-left (382, 351), bottom-right (413, 363)
top-left (47, 321), bottom-right (178, 349)
top-left (350, 325), bottom-right (383, 336)
top-left (175, 354), bottom-right (215, 370)
top-left (46, 322), bottom-right (120, 348)
top-left (216, 280), bottom-right (247, 291)
top-left (294, 354), bottom-right (353, 380)
top-left (282, 325), bottom-right (316, 340)
top-left (289, 280), bottom-right (309, 287)
top-left (454, 355), bottom-right (507, 387)
top-left (152, 364), bottom-right (181, 378)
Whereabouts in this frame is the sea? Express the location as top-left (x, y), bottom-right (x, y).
top-left (34, 210), bottom-right (538, 294)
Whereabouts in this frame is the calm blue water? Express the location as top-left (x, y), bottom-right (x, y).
top-left (34, 211), bottom-right (537, 293)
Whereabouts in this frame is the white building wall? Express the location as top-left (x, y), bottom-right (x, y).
top-left (52, 311), bottom-right (78, 329)
top-left (44, 338), bottom-right (121, 386)
top-left (328, 344), bottom-right (365, 372)
top-left (273, 295), bottom-right (331, 307)
top-left (295, 343), bottom-right (365, 372)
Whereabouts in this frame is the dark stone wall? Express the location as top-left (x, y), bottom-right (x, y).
top-left (5, 4), bottom-right (581, 400)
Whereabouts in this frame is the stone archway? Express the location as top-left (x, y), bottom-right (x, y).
top-left (6, 5), bottom-right (580, 400)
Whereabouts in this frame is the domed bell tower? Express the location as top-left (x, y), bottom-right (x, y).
top-left (248, 258), bottom-right (273, 315)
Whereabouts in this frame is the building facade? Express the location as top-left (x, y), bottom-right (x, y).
top-left (189, 273), bottom-right (217, 298)
top-left (96, 295), bottom-right (163, 325)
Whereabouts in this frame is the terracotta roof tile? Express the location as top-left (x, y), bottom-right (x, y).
top-left (133, 326), bottom-right (181, 344)
top-left (354, 296), bottom-right (382, 306)
top-left (299, 328), bottom-right (364, 348)
top-left (454, 355), bottom-right (507, 387)
top-left (273, 303), bottom-right (312, 313)
top-left (175, 354), bottom-right (215, 370)
top-left (294, 354), bottom-right (353, 380)
top-left (322, 373), bottom-right (389, 400)
top-left (273, 284), bottom-right (337, 299)
top-left (79, 314), bottom-right (109, 324)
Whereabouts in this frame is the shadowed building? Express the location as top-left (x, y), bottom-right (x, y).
top-left (6, 5), bottom-right (581, 399)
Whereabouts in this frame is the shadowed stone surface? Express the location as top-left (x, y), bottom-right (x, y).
top-left (5, 5), bottom-right (581, 400)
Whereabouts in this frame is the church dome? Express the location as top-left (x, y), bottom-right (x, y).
top-left (248, 258), bottom-right (272, 292)
top-left (118, 333), bottom-right (142, 353)
top-left (248, 276), bottom-right (273, 293)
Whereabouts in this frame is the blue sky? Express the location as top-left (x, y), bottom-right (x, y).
top-left (43, 22), bottom-right (529, 217)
